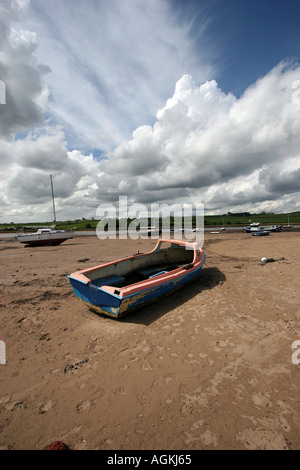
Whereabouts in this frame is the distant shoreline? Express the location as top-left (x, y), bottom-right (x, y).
top-left (2, 225), bottom-right (300, 239)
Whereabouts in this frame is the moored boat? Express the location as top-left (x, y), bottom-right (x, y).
top-left (17, 228), bottom-right (74, 246)
top-left (17, 175), bottom-right (75, 247)
top-left (243, 225), bottom-right (281, 233)
top-left (68, 239), bottom-right (206, 318)
top-left (251, 231), bottom-right (270, 236)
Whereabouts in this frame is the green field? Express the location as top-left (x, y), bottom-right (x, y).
top-left (1, 211), bottom-right (299, 232)
top-left (203, 211), bottom-right (299, 227)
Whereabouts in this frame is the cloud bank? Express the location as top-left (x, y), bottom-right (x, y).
top-left (98, 64), bottom-right (300, 213)
top-left (0, 1), bottom-right (299, 222)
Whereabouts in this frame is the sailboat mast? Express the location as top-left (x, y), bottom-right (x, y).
top-left (50, 174), bottom-right (57, 226)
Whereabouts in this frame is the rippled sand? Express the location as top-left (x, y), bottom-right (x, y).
top-left (0, 231), bottom-right (299, 450)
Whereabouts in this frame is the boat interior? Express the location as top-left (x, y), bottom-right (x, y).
top-left (83, 241), bottom-right (196, 289)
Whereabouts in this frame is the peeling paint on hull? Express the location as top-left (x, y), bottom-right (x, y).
top-left (68, 239), bottom-right (206, 319)
top-left (69, 265), bottom-right (204, 318)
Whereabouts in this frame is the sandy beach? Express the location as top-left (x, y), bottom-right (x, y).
top-left (0, 230), bottom-right (299, 450)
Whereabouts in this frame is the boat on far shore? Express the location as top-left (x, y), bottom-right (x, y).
top-left (243, 224), bottom-right (282, 233)
top-left (251, 230), bottom-right (270, 236)
top-left (249, 221), bottom-right (260, 227)
top-left (16, 227), bottom-right (74, 246)
top-left (16, 175), bottom-right (75, 247)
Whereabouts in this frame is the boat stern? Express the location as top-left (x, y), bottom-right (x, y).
top-left (67, 273), bottom-right (123, 318)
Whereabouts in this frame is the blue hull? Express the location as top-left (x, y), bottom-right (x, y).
top-left (68, 262), bottom-right (205, 318)
top-left (251, 231), bottom-right (270, 236)
top-left (243, 225), bottom-right (282, 233)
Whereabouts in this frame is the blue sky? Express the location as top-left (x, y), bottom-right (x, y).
top-left (205, 0), bottom-right (300, 96)
top-left (0, 0), bottom-right (300, 221)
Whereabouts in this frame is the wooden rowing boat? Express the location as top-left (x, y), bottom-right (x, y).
top-left (68, 239), bottom-right (206, 318)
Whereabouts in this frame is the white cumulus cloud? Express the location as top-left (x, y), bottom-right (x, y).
top-left (100, 62), bottom-right (300, 214)
top-left (0, 0), bottom-right (299, 222)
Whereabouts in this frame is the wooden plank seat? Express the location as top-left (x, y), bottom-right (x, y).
top-left (136, 265), bottom-right (168, 279)
top-left (149, 271), bottom-right (169, 278)
top-left (91, 274), bottom-right (125, 287)
top-left (136, 265), bottom-right (178, 279)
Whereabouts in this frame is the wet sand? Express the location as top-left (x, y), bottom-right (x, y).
top-left (0, 231), bottom-right (299, 450)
